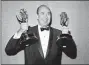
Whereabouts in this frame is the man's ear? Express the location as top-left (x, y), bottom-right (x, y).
top-left (36, 14), bottom-right (39, 19)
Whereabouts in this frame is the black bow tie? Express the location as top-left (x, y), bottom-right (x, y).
top-left (40, 27), bottom-right (50, 31)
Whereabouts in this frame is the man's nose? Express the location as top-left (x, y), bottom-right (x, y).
top-left (44, 14), bottom-right (48, 18)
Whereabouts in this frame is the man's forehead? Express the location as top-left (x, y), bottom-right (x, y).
top-left (38, 5), bottom-right (51, 12)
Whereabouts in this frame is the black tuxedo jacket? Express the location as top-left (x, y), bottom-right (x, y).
top-left (5, 25), bottom-right (77, 65)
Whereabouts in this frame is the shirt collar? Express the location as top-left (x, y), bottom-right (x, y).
top-left (38, 25), bottom-right (50, 32)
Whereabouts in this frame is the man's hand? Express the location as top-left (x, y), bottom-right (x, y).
top-left (16, 8), bottom-right (28, 36)
top-left (17, 23), bottom-right (28, 36)
top-left (62, 26), bottom-right (70, 34)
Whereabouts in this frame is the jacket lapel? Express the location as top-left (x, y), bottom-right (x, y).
top-left (31, 25), bottom-right (44, 58)
top-left (45, 27), bottom-right (53, 59)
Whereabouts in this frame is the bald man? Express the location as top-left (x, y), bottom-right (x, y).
top-left (5, 5), bottom-right (77, 65)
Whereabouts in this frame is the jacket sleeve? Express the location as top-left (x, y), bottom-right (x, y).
top-left (5, 35), bottom-right (25, 56)
top-left (56, 34), bottom-right (77, 59)
top-left (5, 32), bottom-right (38, 56)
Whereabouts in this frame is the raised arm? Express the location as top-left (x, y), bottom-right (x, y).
top-left (5, 9), bottom-right (29, 56)
top-left (56, 27), bottom-right (77, 59)
top-left (5, 35), bottom-right (23, 56)
top-left (5, 24), bottom-right (29, 56)
top-left (57, 34), bottom-right (77, 59)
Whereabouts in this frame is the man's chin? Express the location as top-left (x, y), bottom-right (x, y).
top-left (41, 24), bottom-right (49, 28)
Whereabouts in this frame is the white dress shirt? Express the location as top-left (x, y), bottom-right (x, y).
top-left (13, 25), bottom-right (50, 58)
top-left (38, 25), bottom-right (50, 58)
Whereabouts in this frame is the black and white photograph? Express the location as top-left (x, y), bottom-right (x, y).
top-left (1, 1), bottom-right (89, 65)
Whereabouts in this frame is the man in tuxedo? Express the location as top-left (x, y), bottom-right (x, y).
top-left (5, 5), bottom-right (77, 65)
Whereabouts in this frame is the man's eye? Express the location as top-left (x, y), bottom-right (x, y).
top-left (48, 12), bottom-right (50, 15)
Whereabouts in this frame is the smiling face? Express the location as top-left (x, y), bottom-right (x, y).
top-left (37, 5), bottom-right (52, 28)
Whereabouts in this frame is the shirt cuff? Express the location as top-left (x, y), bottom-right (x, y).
top-left (13, 32), bottom-right (22, 39)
